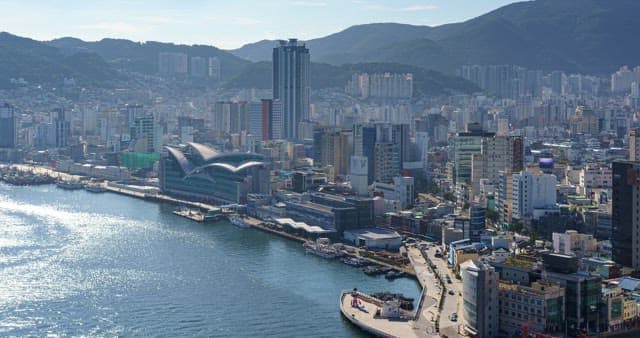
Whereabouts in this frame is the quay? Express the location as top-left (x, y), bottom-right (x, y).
top-left (339, 247), bottom-right (443, 338)
top-left (4, 165), bottom-right (417, 275)
top-left (172, 207), bottom-right (206, 222)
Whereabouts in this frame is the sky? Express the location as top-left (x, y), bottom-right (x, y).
top-left (0, 0), bottom-right (519, 49)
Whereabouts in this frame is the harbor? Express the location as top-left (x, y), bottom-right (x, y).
top-left (0, 181), bottom-right (421, 337)
top-left (1, 164), bottom-right (417, 279)
top-left (1, 163), bottom-right (430, 338)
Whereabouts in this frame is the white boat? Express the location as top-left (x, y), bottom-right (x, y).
top-left (84, 182), bottom-right (106, 193)
top-left (303, 238), bottom-right (343, 259)
top-left (229, 214), bottom-right (251, 228)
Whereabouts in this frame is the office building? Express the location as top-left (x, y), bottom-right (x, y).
top-left (512, 171), bottom-right (557, 221)
top-left (129, 113), bottom-right (159, 154)
top-left (313, 126), bottom-right (349, 176)
top-left (0, 103), bottom-right (17, 148)
top-left (454, 129), bottom-right (494, 185)
top-left (469, 203), bottom-right (486, 242)
top-left (461, 259), bottom-right (499, 338)
top-left (272, 39), bottom-right (310, 141)
top-left (612, 161), bottom-right (640, 268)
top-left (213, 101), bottom-right (248, 135)
top-left (352, 123), bottom-right (407, 184)
top-left (498, 281), bottom-right (565, 336)
top-left (471, 135), bottom-right (524, 197)
top-left (545, 272), bottom-right (601, 336)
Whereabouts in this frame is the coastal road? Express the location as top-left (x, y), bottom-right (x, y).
top-left (406, 247), bottom-right (439, 337)
top-left (423, 245), bottom-right (466, 338)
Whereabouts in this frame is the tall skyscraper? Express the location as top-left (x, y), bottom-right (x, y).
top-left (272, 39), bottom-right (310, 141)
top-left (612, 160), bottom-right (640, 268)
top-left (0, 103), bottom-right (17, 148)
top-left (47, 108), bottom-right (70, 148)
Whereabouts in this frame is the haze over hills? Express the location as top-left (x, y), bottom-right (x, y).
top-left (0, 31), bottom-right (477, 94)
top-left (47, 37), bottom-right (251, 80)
top-left (224, 61), bottom-right (479, 96)
top-left (230, 0), bottom-right (640, 74)
top-left (0, 32), bottom-right (117, 89)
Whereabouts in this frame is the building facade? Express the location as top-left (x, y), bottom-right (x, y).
top-left (160, 142), bottom-right (269, 204)
top-left (272, 39), bottom-right (310, 141)
top-left (0, 103), bottom-right (17, 148)
top-left (461, 259), bottom-right (499, 338)
top-left (612, 160), bottom-right (640, 268)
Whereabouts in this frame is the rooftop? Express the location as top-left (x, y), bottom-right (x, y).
top-left (344, 228), bottom-right (401, 240)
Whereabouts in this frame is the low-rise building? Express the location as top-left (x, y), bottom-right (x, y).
top-left (498, 281), bottom-right (565, 335)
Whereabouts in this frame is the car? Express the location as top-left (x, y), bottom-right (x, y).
top-left (449, 313), bottom-right (457, 321)
top-left (447, 279), bottom-right (452, 284)
top-left (448, 290), bottom-right (454, 295)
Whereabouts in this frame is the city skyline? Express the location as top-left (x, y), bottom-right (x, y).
top-left (1, 0), bottom-right (518, 49)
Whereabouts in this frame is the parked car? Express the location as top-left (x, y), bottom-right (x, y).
top-left (448, 290), bottom-right (454, 295)
top-left (450, 313), bottom-right (457, 321)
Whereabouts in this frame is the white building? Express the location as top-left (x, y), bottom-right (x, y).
top-left (461, 259), bottom-right (499, 338)
top-left (349, 156), bottom-right (369, 196)
top-left (371, 176), bottom-right (415, 209)
top-left (552, 230), bottom-right (598, 257)
top-left (512, 171), bottom-right (557, 220)
top-left (579, 164), bottom-right (611, 196)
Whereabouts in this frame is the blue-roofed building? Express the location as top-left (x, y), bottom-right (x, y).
top-left (618, 277), bottom-right (640, 292)
top-left (160, 142), bottom-right (270, 204)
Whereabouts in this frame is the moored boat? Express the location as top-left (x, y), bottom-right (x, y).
top-left (56, 179), bottom-right (83, 190)
top-left (229, 214), bottom-right (251, 228)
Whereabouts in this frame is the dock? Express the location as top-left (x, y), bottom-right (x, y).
top-left (340, 291), bottom-right (427, 338)
top-left (172, 208), bottom-right (205, 222)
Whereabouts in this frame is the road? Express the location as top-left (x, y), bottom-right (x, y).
top-left (422, 244), bottom-right (467, 338)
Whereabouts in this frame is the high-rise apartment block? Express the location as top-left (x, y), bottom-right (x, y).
top-left (313, 126), bottom-right (350, 176)
top-left (272, 39), bottom-right (310, 141)
top-left (471, 135), bottom-right (524, 196)
top-left (158, 52), bottom-right (188, 75)
top-left (345, 73), bottom-right (413, 99)
top-left (0, 103), bottom-right (17, 148)
top-left (611, 65), bottom-right (640, 93)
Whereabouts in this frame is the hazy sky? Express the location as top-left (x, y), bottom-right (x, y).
top-left (1, 0), bottom-right (519, 49)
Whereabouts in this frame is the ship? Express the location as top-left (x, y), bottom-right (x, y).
top-left (303, 238), bottom-right (344, 259)
top-left (228, 214), bottom-right (251, 228)
top-left (56, 179), bottom-right (83, 190)
top-left (84, 182), bottom-right (106, 193)
top-left (203, 208), bottom-right (224, 222)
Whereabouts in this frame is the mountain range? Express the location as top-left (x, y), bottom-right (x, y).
top-left (1, 0), bottom-right (638, 91)
top-left (230, 0), bottom-right (640, 74)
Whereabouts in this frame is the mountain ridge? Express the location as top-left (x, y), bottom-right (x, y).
top-left (229, 0), bottom-right (640, 74)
